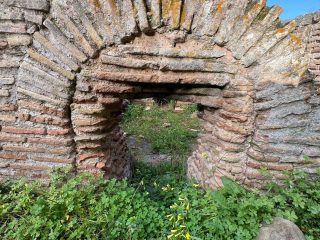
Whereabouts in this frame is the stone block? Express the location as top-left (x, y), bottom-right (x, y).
top-left (0, 77), bottom-right (15, 85)
top-left (0, 21), bottom-right (26, 33)
top-left (6, 0), bottom-right (49, 11)
top-left (257, 217), bottom-right (305, 240)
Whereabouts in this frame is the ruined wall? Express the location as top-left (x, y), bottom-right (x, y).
top-left (0, 0), bottom-right (319, 188)
top-left (188, 11), bottom-right (320, 188)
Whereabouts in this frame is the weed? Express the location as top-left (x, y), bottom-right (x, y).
top-left (0, 166), bottom-right (319, 240)
top-left (121, 103), bottom-right (200, 158)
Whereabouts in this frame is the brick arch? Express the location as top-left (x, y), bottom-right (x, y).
top-left (0, 0), bottom-right (319, 188)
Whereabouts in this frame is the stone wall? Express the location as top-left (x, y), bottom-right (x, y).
top-left (0, 0), bottom-right (319, 188)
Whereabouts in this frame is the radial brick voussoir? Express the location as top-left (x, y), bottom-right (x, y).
top-left (0, 0), bottom-right (319, 188)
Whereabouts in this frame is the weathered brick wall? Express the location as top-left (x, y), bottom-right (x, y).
top-left (0, 0), bottom-right (319, 188)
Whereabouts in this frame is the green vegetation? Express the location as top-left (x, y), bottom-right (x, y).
top-left (0, 103), bottom-right (319, 240)
top-left (0, 166), bottom-right (319, 240)
top-left (121, 102), bottom-right (200, 158)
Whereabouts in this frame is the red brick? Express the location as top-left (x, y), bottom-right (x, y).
top-left (94, 84), bottom-right (135, 94)
top-left (18, 100), bottom-right (66, 117)
top-left (222, 99), bottom-right (252, 114)
top-left (0, 152), bottom-right (27, 160)
top-left (222, 90), bottom-right (248, 98)
top-left (247, 160), bottom-right (293, 171)
top-left (97, 97), bottom-right (122, 107)
top-left (0, 104), bottom-right (17, 111)
top-left (246, 168), bottom-right (269, 180)
top-left (47, 128), bottom-right (71, 135)
top-left (247, 160), bottom-right (266, 170)
top-left (3, 145), bottom-right (72, 155)
top-left (1, 126), bottom-right (46, 135)
top-left (263, 154), bottom-right (281, 163)
top-left (10, 163), bottom-right (49, 171)
top-left (17, 113), bottom-right (31, 121)
top-left (247, 148), bottom-right (265, 161)
top-left (0, 133), bottom-right (26, 143)
top-left (202, 135), bottom-right (241, 152)
top-left (32, 156), bottom-right (75, 164)
top-left (78, 152), bottom-right (105, 161)
top-left (266, 163), bottom-right (293, 171)
top-left (73, 118), bottom-right (106, 127)
top-left (27, 137), bottom-right (73, 146)
top-left (78, 142), bottom-right (102, 150)
top-left (76, 125), bottom-right (106, 133)
top-left (73, 95), bottom-right (97, 104)
top-left (215, 118), bottom-right (250, 136)
top-left (29, 116), bottom-right (69, 127)
top-left (219, 110), bottom-right (248, 123)
top-left (96, 162), bottom-right (106, 169)
top-left (0, 114), bottom-right (16, 122)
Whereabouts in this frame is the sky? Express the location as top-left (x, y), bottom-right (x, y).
top-left (267, 0), bottom-right (320, 20)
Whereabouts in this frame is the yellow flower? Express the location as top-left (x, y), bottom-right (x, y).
top-left (177, 214), bottom-right (183, 221)
top-left (186, 203), bottom-right (190, 211)
top-left (185, 232), bottom-right (191, 240)
top-left (170, 203), bottom-right (178, 209)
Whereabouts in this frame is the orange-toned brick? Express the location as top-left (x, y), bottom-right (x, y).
top-left (0, 133), bottom-right (26, 143)
top-left (1, 126), bottom-right (46, 135)
top-left (0, 114), bottom-right (16, 122)
top-left (96, 162), bottom-right (106, 169)
top-left (30, 116), bottom-right (69, 127)
top-left (32, 156), bottom-right (75, 164)
top-left (10, 163), bottom-right (49, 171)
top-left (0, 104), bottom-right (17, 111)
top-left (17, 113), bottom-right (31, 121)
top-left (0, 152), bottom-right (28, 160)
top-left (47, 128), bottom-right (71, 135)
top-left (2, 145), bottom-right (72, 155)
top-left (78, 152), bottom-right (105, 161)
top-left (18, 100), bottom-right (66, 117)
top-left (78, 142), bottom-right (103, 149)
top-left (27, 137), bottom-right (73, 146)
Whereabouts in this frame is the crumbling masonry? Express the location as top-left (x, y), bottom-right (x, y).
top-left (0, 0), bottom-right (319, 188)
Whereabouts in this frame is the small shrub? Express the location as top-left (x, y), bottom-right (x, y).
top-left (0, 166), bottom-right (319, 240)
top-left (266, 170), bottom-right (320, 240)
top-left (0, 172), bottom-right (167, 240)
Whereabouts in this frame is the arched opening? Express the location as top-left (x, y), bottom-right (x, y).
top-left (1, 0), bottom-right (318, 189)
top-left (71, 76), bottom-right (228, 185)
top-left (70, 32), bottom-right (251, 188)
top-left (121, 98), bottom-right (201, 182)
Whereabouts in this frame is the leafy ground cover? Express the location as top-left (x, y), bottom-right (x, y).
top-left (0, 103), bottom-right (319, 239)
top-left (0, 166), bottom-right (319, 240)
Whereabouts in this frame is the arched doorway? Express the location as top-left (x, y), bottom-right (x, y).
top-left (0, 0), bottom-right (318, 188)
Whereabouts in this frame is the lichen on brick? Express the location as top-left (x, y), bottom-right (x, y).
top-left (0, 0), bottom-right (318, 190)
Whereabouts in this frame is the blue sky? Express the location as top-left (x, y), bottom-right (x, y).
top-left (267, 0), bottom-right (320, 20)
